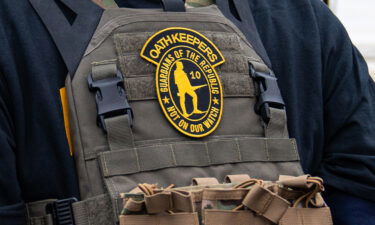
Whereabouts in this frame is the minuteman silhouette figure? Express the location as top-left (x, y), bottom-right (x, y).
top-left (174, 61), bottom-right (207, 118)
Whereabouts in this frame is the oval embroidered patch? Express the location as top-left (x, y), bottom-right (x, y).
top-left (141, 27), bottom-right (225, 138)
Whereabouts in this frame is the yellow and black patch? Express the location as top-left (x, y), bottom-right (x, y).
top-left (141, 27), bottom-right (225, 138)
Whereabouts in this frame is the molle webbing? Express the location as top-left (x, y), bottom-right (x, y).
top-left (119, 175), bottom-right (333, 225)
top-left (90, 61), bottom-right (135, 150)
top-left (99, 138), bottom-right (298, 177)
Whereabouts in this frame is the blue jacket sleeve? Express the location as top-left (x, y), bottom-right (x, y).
top-left (311, 0), bottom-right (375, 201)
top-left (310, 1), bottom-right (375, 224)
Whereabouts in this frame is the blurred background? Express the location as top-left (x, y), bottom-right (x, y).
top-left (328, 0), bottom-right (375, 79)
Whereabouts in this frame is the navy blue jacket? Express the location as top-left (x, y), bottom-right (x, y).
top-left (0, 0), bottom-right (374, 224)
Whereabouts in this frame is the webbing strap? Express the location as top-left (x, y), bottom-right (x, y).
top-left (265, 108), bottom-right (288, 138)
top-left (91, 61), bottom-right (135, 150)
top-left (99, 138), bottom-right (299, 177)
top-left (91, 61), bottom-right (117, 80)
top-left (161, 0), bottom-right (185, 12)
top-left (242, 184), bottom-right (290, 224)
top-left (105, 115), bottom-right (134, 150)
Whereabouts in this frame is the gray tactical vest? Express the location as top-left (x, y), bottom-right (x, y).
top-left (26, 1), bottom-right (304, 225)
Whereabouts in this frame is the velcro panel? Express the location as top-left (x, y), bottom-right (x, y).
top-left (220, 74), bottom-right (254, 97)
top-left (124, 76), bottom-right (155, 101)
top-left (215, 54), bottom-right (249, 74)
top-left (114, 32), bottom-right (244, 78)
top-left (114, 31), bottom-right (256, 101)
top-left (114, 32), bottom-right (152, 53)
top-left (124, 73), bottom-right (254, 100)
top-left (99, 138), bottom-right (299, 177)
top-left (118, 54), bottom-right (153, 76)
top-left (207, 32), bottom-right (241, 51)
top-left (116, 53), bottom-right (248, 77)
top-left (114, 32), bottom-right (241, 54)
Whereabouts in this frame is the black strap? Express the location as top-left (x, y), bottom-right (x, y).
top-left (217, 0), bottom-right (287, 125)
top-left (217, 0), bottom-right (272, 68)
top-left (29, 0), bottom-right (103, 77)
top-left (161, 0), bottom-right (185, 12)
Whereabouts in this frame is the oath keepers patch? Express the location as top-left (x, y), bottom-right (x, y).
top-left (141, 27), bottom-right (225, 138)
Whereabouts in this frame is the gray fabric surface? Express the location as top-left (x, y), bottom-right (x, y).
top-left (265, 108), bottom-right (288, 138)
top-left (106, 115), bottom-right (134, 150)
top-left (99, 137), bottom-right (298, 177)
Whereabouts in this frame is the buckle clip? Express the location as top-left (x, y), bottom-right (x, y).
top-left (88, 70), bottom-right (133, 132)
top-left (46, 197), bottom-right (78, 225)
top-left (250, 65), bottom-right (285, 123)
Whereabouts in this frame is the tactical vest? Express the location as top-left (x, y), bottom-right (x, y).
top-left (26, 1), bottom-right (332, 225)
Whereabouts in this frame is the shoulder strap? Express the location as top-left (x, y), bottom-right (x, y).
top-left (161, 0), bottom-right (185, 11)
top-left (216, 0), bottom-right (272, 69)
top-left (29, 0), bottom-right (103, 76)
top-left (217, 0), bottom-right (288, 137)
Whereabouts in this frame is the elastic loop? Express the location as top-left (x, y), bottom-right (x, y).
top-left (224, 174), bottom-right (251, 184)
top-left (192, 177), bottom-right (219, 186)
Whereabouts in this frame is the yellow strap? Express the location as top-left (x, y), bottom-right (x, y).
top-left (59, 87), bottom-right (73, 156)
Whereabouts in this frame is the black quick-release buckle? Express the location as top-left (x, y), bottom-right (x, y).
top-left (250, 65), bottom-right (285, 123)
top-left (88, 70), bottom-right (133, 132)
top-left (46, 197), bottom-right (78, 225)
